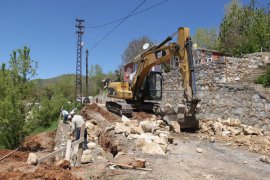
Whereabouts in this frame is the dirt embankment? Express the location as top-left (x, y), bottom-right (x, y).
top-left (0, 131), bottom-right (80, 180)
top-left (21, 132), bottom-right (55, 152)
top-left (82, 103), bottom-right (119, 123)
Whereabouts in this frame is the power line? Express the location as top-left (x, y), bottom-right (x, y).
top-left (86, 0), bottom-right (168, 29)
top-left (84, 0), bottom-right (107, 21)
top-left (90, 0), bottom-right (147, 50)
top-left (78, 0), bottom-right (98, 18)
top-left (88, 0), bottom-right (115, 23)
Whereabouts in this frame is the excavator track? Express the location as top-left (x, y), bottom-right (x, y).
top-left (106, 101), bottom-right (133, 117)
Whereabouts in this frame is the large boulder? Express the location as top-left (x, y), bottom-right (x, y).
top-left (81, 149), bottom-right (92, 163)
top-left (221, 118), bottom-right (241, 127)
top-left (130, 125), bottom-right (145, 135)
top-left (140, 121), bottom-right (157, 133)
top-left (127, 134), bottom-right (141, 140)
top-left (87, 125), bottom-right (102, 142)
top-left (27, 153), bottom-right (38, 165)
top-left (212, 121), bottom-right (224, 134)
top-left (125, 119), bottom-right (139, 127)
top-left (242, 125), bottom-right (262, 135)
top-left (87, 142), bottom-right (97, 149)
top-left (115, 122), bottom-right (131, 136)
top-left (112, 154), bottom-right (146, 168)
top-left (154, 136), bottom-right (168, 152)
top-left (169, 121), bottom-right (181, 133)
top-left (227, 126), bottom-right (243, 136)
top-left (121, 115), bottom-right (131, 124)
top-left (135, 136), bottom-right (166, 155)
top-left (85, 121), bottom-right (95, 129)
top-left (141, 141), bottom-right (165, 155)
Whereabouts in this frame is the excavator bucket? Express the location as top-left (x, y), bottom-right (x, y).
top-left (161, 100), bottom-right (201, 130)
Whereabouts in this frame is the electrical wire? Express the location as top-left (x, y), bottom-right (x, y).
top-left (90, 0), bottom-right (147, 50)
top-left (87, 0), bottom-right (115, 23)
top-left (86, 0), bottom-right (168, 29)
top-left (78, 0), bottom-right (98, 19)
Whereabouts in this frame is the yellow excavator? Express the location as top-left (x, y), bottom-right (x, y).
top-left (105, 27), bottom-right (200, 129)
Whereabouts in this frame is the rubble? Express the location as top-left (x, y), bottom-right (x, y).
top-left (210, 137), bottom-right (216, 143)
top-left (196, 148), bottom-right (203, 153)
top-left (259, 156), bottom-right (270, 164)
top-left (199, 118), bottom-right (270, 156)
top-left (2, 102), bottom-right (270, 179)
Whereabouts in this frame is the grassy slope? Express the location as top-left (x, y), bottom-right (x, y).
top-left (30, 119), bottom-right (59, 135)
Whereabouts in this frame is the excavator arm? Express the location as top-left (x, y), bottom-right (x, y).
top-left (105, 27), bottom-right (200, 125)
top-left (131, 27), bottom-right (199, 115)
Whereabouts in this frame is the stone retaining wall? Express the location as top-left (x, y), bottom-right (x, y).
top-left (161, 53), bottom-right (270, 132)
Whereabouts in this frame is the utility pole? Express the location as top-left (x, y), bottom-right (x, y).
top-left (85, 49), bottom-right (89, 98)
top-left (75, 19), bottom-right (85, 106)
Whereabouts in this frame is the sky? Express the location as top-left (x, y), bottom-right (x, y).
top-left (0, 0), bottom-right (267, 79)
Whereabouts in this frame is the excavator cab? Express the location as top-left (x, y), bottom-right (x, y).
top-left (141, 71), bottom-right (163, 101)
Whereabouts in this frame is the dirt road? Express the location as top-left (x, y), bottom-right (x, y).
top-left (1, 104), bottom-right (269, 180)
top-left (105, 133), bottom-right (270, 180)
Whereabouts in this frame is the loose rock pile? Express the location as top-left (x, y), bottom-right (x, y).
top-left (81, 104), bottom-right (179, 160)
top-left (116, 115), bottom-right (174, 155)
top-left (199, 118), bottom-right (270, 156)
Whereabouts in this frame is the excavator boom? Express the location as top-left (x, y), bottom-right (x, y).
top-left (105, 27), bottom-right (200, 128)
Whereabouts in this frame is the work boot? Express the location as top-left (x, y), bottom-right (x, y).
top-left (82, 142), bottom-right (88, 150)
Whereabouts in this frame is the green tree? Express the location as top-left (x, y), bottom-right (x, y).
top-left (0, 46), bottom-right (37, 149)
top-left (193, 28), bottom-right (218, 49)
top-left (219, 0), bottom-right (270, 56)
top-left (33, 93), bottom-right (68, 127)
top-left (122, 36), bottom-right (154, 65)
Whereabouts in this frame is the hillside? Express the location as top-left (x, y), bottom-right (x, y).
top-left (33, 72), bottom-right (110, 98)
top-left (33, 74), bottom-right (76, 87)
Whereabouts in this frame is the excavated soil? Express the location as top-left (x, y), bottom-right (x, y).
top-left (132, 111), bottom-right (155, 120)
top-left (21, 132), bottom-right (55, 152)
top-left (0, 132), bottom-right (81, 180)
top-left (0, 149), bottom-right (80, 180)
top-left (82, 103), bottom-right (119, 122)
top-left (0, 149), bottom-right (28, 162)
top-left (0, 163), bottom-right (80, 180)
